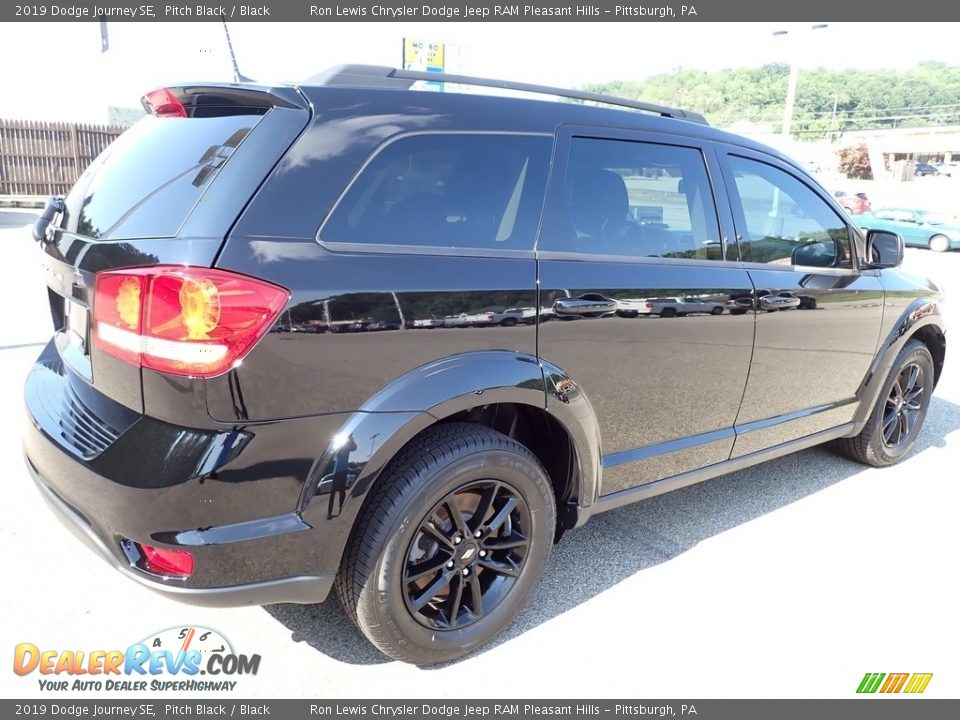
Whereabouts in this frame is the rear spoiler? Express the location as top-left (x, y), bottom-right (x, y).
top-left (142, 83), bottom-right (308, 118)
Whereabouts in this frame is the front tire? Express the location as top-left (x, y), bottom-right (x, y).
top-left (336, 423), bottom-right (555, 664)
top-left (833, 339), bottom-right (934, 466)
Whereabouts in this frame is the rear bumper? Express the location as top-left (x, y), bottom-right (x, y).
top-left (22, 349), bottom-right (339, 607)
top-left (26, 456), bottom-right (333, 607)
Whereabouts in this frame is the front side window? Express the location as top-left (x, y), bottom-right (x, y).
top-left (728, 155), bottom-right (852, 268)
top-left (321, 134), bottom-right (552, 251)
top-left (541, 136), bottom-right (723, 260)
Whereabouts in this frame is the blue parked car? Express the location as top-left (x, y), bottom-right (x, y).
top-left (857, 209), bottom-right (960, 252)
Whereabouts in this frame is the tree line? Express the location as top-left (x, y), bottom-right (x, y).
top-left (584, 62), bottom-right (960, 139)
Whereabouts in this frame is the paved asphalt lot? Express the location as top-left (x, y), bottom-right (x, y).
top-left (1, 209), bottom-right (957, 699)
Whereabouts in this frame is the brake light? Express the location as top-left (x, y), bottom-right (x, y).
top-left (142, 88), bottom-right (187, 118)
top-left (94, 266), bottom-right (289, 378)
top-left (645, 302), bottom-right (654, 309)
top-left (137, 543), bottom-right (194, 578)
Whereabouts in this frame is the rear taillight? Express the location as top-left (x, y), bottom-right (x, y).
top-left (142, 88), bottom-right (187, 118)
top-left (645, 302), bottom-right (654, 309)
top-left (137, 543), bottom-right (194, 578)
top-left (94, 266), bottom-right (289, 379)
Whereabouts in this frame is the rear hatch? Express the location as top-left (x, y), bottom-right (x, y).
top-left (36, 84), bottom-right (310, 415)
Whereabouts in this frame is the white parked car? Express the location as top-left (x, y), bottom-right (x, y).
top-left (641, 296), bottom-right (725, 317)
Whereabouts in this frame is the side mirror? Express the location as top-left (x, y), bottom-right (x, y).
top-left (791, 239), bottom-right (838, 268)
top-left (32, 195), bottom-right (64, 245)
top-left (865, 229), bottom-right (903, 268)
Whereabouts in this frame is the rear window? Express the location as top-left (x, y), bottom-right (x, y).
top-left (64, 114), bottom-right (261, 240)
top-left (320, 133), bottom-right (552, 252)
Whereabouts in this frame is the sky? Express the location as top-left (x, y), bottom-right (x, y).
top-left (1, 21), bottom-right (958, 124)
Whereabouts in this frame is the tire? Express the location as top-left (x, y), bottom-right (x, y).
top-left (929, 234), bottom-right (951, 253)
top-left (500, 317), bottom-right (518, 327)
top-left (660, 308), bottom-right (677, 318)
top-left (710, 306), bottom-right (723, 315)
top-left (336, 422), bottom-right (556, 664)
top-left (833, 339), bottom-right (934, 467)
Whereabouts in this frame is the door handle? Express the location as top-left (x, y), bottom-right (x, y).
top-left (758, 295), bottom-right (801, 310)
top-left (553, 298), bottom-right (618, 316)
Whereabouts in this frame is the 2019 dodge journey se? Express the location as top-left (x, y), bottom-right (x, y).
top-left (24, 65), bottom-right (946, 664)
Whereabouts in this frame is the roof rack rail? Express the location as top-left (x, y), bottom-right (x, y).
top-left (306, 65), bottom-right (709, 125)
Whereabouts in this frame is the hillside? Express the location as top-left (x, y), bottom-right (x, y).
top-left (584, 62), bottom-right (960, 138)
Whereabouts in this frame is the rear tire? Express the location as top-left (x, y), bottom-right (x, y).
top-left (833, 339), bottom-right (934, 467)
top-left (711, 306), bottom-right (723, 315)
top-left (929, 234), bottom-right (951, 253)
top-left (336, 423), bottom-right (555, 664)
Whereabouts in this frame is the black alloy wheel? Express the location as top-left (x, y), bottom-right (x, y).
top-left (881, 363), bottom-right (925, 449)
top-left (833, 339), bottom-right (934, 466)
top-left (402, 480), bottom-right (531, 631)
top-left (337, 423), bottom-right (555, 664)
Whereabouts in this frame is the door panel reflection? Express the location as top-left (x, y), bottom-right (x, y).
top-left (731, 268), bottom-right (884, 455)
top-left (537, 260), bottom-right (756, 493)
top-left (205, 251), bottom-right (540, 422)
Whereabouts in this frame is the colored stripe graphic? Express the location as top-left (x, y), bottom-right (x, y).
top-left (880, 673), bottom-right (909, 693)
top-left (903, 673), bottom-right (933, 694)
top-left (857, 672), bottom-right (933, 694)
top-left (857, 673), bottom-right (885, 693)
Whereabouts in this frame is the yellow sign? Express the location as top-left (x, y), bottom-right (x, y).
top-left (403, 38), bottom-right (445, 71)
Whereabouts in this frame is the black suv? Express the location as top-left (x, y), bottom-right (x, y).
top-left (24, 66), bottom-right (945, 664)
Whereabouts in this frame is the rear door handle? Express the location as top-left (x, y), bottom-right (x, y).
top-left (553, 298), bottom-right (618, 316)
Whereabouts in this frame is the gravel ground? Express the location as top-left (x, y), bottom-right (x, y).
top-left (1, 211), bottom-right (957, 699)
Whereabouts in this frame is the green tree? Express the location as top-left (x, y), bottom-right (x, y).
top-left (585, 63), bottom-right (960, 139)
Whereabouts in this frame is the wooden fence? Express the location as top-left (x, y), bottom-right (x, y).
top-left (0, 119), bottom-right (125, 197)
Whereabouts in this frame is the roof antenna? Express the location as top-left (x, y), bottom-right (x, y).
top-left (221, 18), bottom-right (251, 82)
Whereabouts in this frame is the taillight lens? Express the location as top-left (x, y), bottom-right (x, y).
top-left (645, 302), bottom-right (654, 309)
top-left (137, 543), bottom-right (194, 577)
top-left (94, 266), bottom-right (289, 378)
top-left (142, 88), bottom-right (187, 118)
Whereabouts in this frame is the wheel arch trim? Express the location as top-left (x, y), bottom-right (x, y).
top-left (853, 299), bottom-right (945, 427)
top-left (298, 350), bottom-right (602, 567)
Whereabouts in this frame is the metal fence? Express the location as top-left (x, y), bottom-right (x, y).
top-left (0, 119), bottom-right (124, 197)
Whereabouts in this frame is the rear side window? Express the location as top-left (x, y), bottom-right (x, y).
top-left (540, 136), bottom-right (723, 260)
top-left (64, 114), bottom-right (260, 240)
top-left (320, 134), bottom-right (552, 251)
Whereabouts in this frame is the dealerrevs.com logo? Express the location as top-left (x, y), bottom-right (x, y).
top-left (13, 626), bottom-right (260, 692)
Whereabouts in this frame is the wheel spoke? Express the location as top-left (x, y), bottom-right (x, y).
top-left (890, 413), bottom-right (904, 445)
top-left (882, 413), bottom-right (898, 443)
top-left (405, 553), bottom-right (450, 583)
top-left (882, 410), bottom-right (898, 431)
top-left (905, 364), bottom-right (920, 392)
top-left (421, 521), bottom-right (454, 549)
top-left (482, 532), bottom-right (530, 551)
top-left (470, 482), bottom-right (499, 532)
top-left (486, 497), bottom-right (518, 533)
top-left (905, 385), bottom-right (924, 402)
top-left (444, 499), bottom-right (471, 540)
top-left (892, 378), bottom-right (904, 398)
top-left (445, 574), bottom-right (464, 628)
top-left (479, 556), bottom-right (520, 578)
top-left (467, 573), bottom-right (484, 618)
top-left (900, 410), bottom-right (913, 437)
top-left (410, 570), bottom-right (454, 611)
